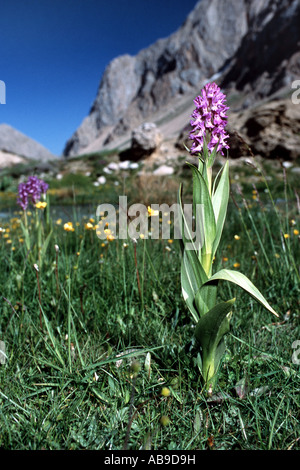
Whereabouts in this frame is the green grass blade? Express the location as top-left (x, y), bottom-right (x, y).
top-left (39, 228), bottom-right (53, 267)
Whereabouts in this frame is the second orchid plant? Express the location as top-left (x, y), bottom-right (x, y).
top-left (18, 176), bottom-right (51, 268)
top-left (179, 82), bottom-right (278, 392)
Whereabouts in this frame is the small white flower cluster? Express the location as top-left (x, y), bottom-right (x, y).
top-left (93, 161), bottom-right (140, 186)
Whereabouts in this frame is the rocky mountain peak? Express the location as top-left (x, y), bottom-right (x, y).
top-left (63, 0), bottom-right (300, 159)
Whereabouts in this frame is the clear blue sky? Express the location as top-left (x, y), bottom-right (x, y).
top-left (0, 0), bottom-right (198, 156)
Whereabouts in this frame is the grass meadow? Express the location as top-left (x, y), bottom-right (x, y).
top-left (0, 156), bottom-right (299, 450)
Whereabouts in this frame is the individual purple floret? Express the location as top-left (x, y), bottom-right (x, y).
top-left (189, 82), bottom-right (230, 156)
top-left (17, 176), bottom-right (49, 210)
top-left (17, 182), bottom-right (29, 210)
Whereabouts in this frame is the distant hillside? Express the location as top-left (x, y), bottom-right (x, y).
top-left (0, 123), bottom-right (56, 164)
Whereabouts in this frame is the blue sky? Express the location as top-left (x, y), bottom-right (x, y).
top-left (0, 0), bottom-right (198, 156)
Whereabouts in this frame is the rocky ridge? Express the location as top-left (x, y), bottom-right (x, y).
top-left (0, 123), bottom-right (56, 167)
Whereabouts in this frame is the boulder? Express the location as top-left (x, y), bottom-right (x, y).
top-left (153, 165), bottom-right (174, 176)
top-left (227, 98), bottom-right (300, 160)
top-left (130, 123), bottom-right (163, 160)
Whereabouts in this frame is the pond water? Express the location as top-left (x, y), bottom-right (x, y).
top-left (0, 203), bottom-right (99, 223)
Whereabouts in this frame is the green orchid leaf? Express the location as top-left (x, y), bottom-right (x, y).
top-left (195, 298), bottom-right (235, 352)
top-left (178, 185), bottom-right (209, 322)
top-left (178, 183), bottom-right (200, 254)
top-left (195, 298), bottom-right (235, 385)
top-left (186, 163), bottom-right (216, 260)
top-left (212, 160), bottom-right (230, 256)
top-left (194, 280), bottom-right (217, 318)
top-left (181, 250), bottom-right (201, 323)
top-left (19, 218), bottom-right (31, 252)
top-left (180, 246), bottom-right (209, 321)
top-left (203, 269), bottom-right (279, 317)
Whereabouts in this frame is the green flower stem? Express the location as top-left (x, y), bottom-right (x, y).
top-left (206, 165), bottom-right (213, 197)
top-left (201, 252), bottom-right (213, 278)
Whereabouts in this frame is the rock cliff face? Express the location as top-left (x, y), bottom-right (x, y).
top-left (227, 98), bottom-right (300, 160)
top-left (63, 0), bottom-right (300, 159)
top-left (63, 0), bottom-right (250, 156)
top-left (221, 0), bottom-right (300, 104)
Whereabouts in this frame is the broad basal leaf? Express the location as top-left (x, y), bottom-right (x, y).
top-left (203, 269), bottom-right (279, 317)
top-left (194, 298), bottom-right (235, 385)
top-left (195, 298), bottom-right (235, 353)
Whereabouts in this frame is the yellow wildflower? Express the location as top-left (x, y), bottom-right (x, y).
top-left (64, 222), bottom-right (75, 232)
top-left (293, 229), bottom-right (299, 236)
top-left (284, 233), bottom-right (290, 239)
top-left (160, 415), bottom-right (171, 426)
top-left (147, 206), bottom-right (159, 217)
top-left (161, 387), bottom-right (171, 397)
top-left (233, 262), bottom-right (240, 268)
top-left (85, 222), bottom-right (94, 230)
top-left (35, 201), bottom-right (47, 209)
top-left (234, 235), bottom-right (240, 240)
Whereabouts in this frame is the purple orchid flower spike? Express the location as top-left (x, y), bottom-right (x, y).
top-left (17, 176), bottom-right (49, 210)
top-left (189, 82), bottom-right (230, 156)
